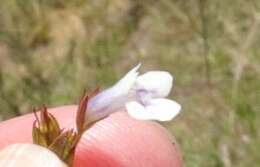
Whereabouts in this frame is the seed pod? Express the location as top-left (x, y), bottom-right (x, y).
top-left (0, 144), bottom-right (67, 167)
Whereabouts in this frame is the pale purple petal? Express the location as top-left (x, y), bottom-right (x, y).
top-left (86, 64), bottom-right (141, 122)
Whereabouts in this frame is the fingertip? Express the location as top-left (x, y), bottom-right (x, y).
top-left (74, 112), bottom-right (182, 167)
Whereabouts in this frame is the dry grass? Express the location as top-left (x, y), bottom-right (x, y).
top-left (0, 0), bottom-right (259, 166)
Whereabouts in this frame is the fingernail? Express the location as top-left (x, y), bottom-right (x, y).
top-left (0, 144), bottom-right (67, 167)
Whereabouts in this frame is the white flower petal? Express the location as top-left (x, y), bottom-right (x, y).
top-left (126, 101), bottom-right (154, 120)
top-left (146, 98), bottom-right (181, 121)
top-left (126, 98), bottom-right (181, 121)
top-left (135, 71), bottom-right (173, 98)
top-left (87, 64), bottom-right (141, 122)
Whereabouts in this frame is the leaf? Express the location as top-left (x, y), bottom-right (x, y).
top-left (47, 112), bottom-right (61, 141)
top-left (32, 121), bottom-right (48, 147)
top-left (76, 93), bottom-right (88, 134)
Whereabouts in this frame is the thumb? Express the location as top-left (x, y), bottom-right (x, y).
top-left (0, 144), bottom-right (66, 167)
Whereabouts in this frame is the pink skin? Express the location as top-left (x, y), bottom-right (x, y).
top-left (0, 105), bottom-right (182, 167)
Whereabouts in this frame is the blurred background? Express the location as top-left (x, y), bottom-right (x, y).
top-left (0, 0), bottom-right (259, 166)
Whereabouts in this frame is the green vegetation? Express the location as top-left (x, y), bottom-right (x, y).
top-left (0, 0), bottom-right (259, 166)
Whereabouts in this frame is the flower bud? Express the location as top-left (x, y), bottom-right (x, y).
top-left (0, 144), bottom-right (67, 167)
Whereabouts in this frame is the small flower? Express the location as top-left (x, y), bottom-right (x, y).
top-left (86, 64), bottom-right (181, 123)
top-left (127, 71), bottom-right (181, 121)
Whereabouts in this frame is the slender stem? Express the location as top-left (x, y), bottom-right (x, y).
top-left (199, 0), bottom-right (211, 86)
